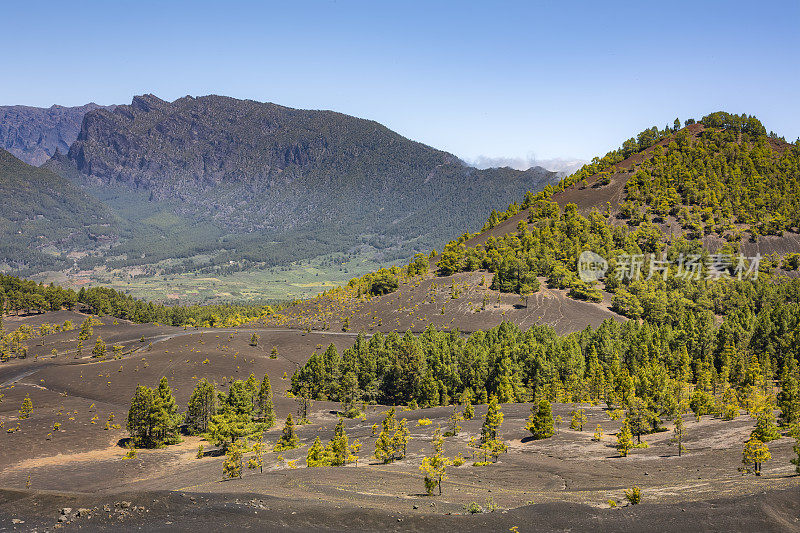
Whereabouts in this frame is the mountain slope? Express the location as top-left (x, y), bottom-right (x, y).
top-left (52, 94), bottom-right (558, 271)
top-left (266, 112), bottom-right (800, 334)
top-left (0, 103), bottom-right (111, 166)
top-left (0, 149), bottom-right (117, 273)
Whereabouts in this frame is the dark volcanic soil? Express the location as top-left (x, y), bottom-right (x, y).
top-left (2, 312), bottom-right (799, 532)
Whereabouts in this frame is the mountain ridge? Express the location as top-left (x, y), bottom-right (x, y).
top-left (0, 103), bottom-right (113, 166)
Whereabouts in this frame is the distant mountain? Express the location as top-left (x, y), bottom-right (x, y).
top-left (0, 103), bottom-right (112, 166)
top-left (50, 94), bottom-right (558, 271)
top-left (468, 155), bottom-right (586, 177)
top-left (0, 149), bottom-right (117, 272)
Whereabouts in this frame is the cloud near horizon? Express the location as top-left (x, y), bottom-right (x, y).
top-left (466, 155), bottom-right (586, 176)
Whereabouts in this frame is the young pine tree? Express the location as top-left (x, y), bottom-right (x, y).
top-left (481, 396), bottom-right (504, 444)
top-left (671, 413), bottom-right (686, 456)
top-left (741, 437), bottom-right (771, 476)
top-left (19, 395), bottom-right (33, 419)
top-left (247, 434), bottom-right (266, 473)
top-left (306, 437), bottom-right (327, 467)
top-left (751, 408), bottom-right (781, 442)
top-left (328, 418), bottom-right (349, 466)
top-left (185, 379), bottom-right (217, 435)
top-left (92, 336), bottom-right (106, 358)
top-left (256, 373), bottom-right (276, 427)
top-left (374, 408), bottom-right (399, 464)
top-left (570, 408), bottom-right (587, 431)
top-left (223, 439), bottom-right (245, 479)
top-left (420, 427), bottom-right (450, 496)
top-left (526, 399), bottom-right (554, 440)
top-left (616, 418), bottom-right (634, 457)
top-left (156, 377), bottom-right (181, 444)
top-left (275, 414), bottom-right (299, 451)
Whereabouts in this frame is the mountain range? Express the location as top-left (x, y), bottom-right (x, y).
top-left (1, 95), bottom-right (559, 290)
top-left (0, 103), bottom-right (111, 166)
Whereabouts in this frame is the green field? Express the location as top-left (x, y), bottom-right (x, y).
top-left (51, 252), bottom-right (386, 305)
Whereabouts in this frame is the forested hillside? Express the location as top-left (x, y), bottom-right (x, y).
top-left (285, 112), bottom-right (800, 446)
top-left (0, 149), bottom-right (118, 273)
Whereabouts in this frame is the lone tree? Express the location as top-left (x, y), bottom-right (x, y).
top-left (185, 379), bottom-right (217, 435)
top-left (616, 418), bottom-right (634, 457)
top-left (420, 427), bottom-right (450, 496)
top-left (526, 399), bottom-right (554, 440)
top-left (19, 395), bottom-right (33, 419)
top-left (444, 405), bottom-right (462, 437)
top-left (741, 437), bottom-right (771, 475)
top-left (670, 413), bottom-right (687, 456)
top-left (275, 414), bottom-right (299, 451)
top-left (250, 333), bottom-right (260, 347)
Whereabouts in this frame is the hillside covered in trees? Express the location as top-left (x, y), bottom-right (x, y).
top-left (0, 149), bottom-right (118, 273)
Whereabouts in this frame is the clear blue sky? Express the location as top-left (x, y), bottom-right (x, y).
top-left (3, 0), bottom-right (798, 161)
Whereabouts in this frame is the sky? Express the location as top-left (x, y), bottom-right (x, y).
top-left (3, 0), bottom-right (799, 162)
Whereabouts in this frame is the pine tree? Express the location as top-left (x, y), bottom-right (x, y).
top-left (127, 385), bottom-right (161, 448)
top-left (185, 379), bottom-right (217, 435)
top-left (223, 439), bottom-right (245, 479)
top-left (156, 377), bottom-right (181, 444)
top-left (306, 437), bottom-right (327, 467)
top-left (328, 418), bottom-right (349, 466)
top-left (790, 424), bottom-right (800, 474)
top-left (481, 396), bottom-right (504, 444)
top-left (19, 395), bottom-right (33, 419)
top-left (750, 408), bottom-right (781, 442)
top-left (275, 414), bottom-right (299, 451)
top-left (741, 437), bottom-right (771, 475)
top-left (244, 373), bottom-right (259, 406)
top-left (206, 380), bottom-right (258, 450)
top-left (78, 318), bottom-right (93, 341)
top-left (777, 357), bottom-right (800, 426)
top-left (570, 408), bottom-right (587, 431)
top-left (256, 373), bottom-right (276, 427)
top-left (671, 413), bottom-right (686, 456)
top-left (247, 434), bottom-right (266, 473)
top-left (444, 405), bottom-right (462, 437)
top-left (526, 399), bottom-right (554, 440)
top-left (617, 418), bottom-right (634, 457)
top-left (375, 407), bottom-right (399, 463)
top-left (420, 427), bottom-right (450, 496)
top-left (250, 333), bottom-right (260, 347)
top-left (92, 336), bottom-right (106, 358)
